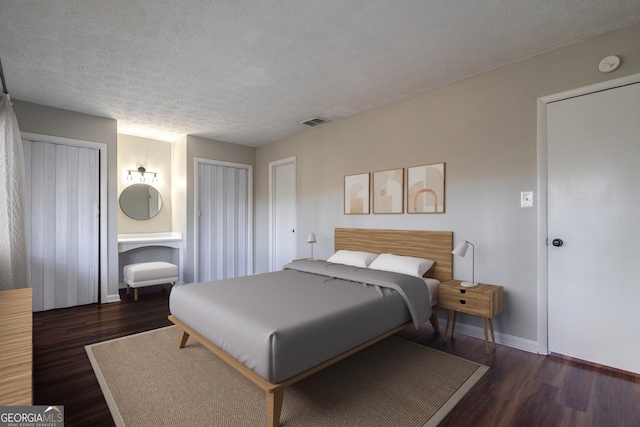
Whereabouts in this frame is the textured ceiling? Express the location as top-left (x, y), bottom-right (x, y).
top-left (1, 1), bottom-right (639, 146)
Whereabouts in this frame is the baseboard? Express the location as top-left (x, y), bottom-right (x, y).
top-left (106, 294), bottom-right (121, 303)
top-left (436, 316), bottom-right (539, 354)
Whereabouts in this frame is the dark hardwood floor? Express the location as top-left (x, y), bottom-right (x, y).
top-left (33, 287), bottom-right (640, 426)
top-left (33, 287), bottom-right (173, 427)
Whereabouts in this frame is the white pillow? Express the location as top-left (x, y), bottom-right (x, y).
top-left (327, 250), bottom-right (379, 268)
top-left (368, 253), bottom-right (435, 278)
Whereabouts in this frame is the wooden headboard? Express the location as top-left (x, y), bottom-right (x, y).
top-left (334, 228), bottom-right (453, 282)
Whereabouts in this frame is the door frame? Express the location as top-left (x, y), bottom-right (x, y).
top-left (193, 157), bottom-right (254, 282)
top-left (21, 132), bottom-right (108, 304)
top-left (536, 73), bottom-right (640, 355)
top-left (268, 157), bottom-right (296, 272)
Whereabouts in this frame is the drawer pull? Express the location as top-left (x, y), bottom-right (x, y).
top-left (459, 300), bottom-right (466, 304)
top-left (460, 289), bottom-right (466, 294)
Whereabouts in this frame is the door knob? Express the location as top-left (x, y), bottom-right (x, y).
top-left (552, 238), bottom-right (563, 247)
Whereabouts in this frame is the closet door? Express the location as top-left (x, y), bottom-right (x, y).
top-left (269, 157), bottom-right (296, 271)
top-left (23, 139), bottom-right (99, 311)
top-left (547, 82), bottom-right (640, 373)
top-left (196, 160), bottom-right (253, 282)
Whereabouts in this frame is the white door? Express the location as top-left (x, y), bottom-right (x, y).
top-left (196, 160), bottom-right (253, 282)
top-left (547, 82), bottom-right (640, 373)
top-left (23, 139), bottom-right (100, 311)
top-left (269, 158), bottom-right (296, 271)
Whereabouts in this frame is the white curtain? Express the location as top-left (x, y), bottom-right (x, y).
top-left (0, 94), bottom-right (29, 291)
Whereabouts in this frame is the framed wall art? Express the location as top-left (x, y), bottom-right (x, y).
top-left (407, 162), bottom-right (445, 213)
top-left (344, 173), bottom-right (370, 214)
top-left (372, 168), bottom-right (404, 214)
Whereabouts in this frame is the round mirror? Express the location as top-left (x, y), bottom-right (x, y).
top-left (119, 184), bottom-right (163, 220)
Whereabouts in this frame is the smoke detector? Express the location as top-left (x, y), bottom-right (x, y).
top-left (598, 56), bottom-right (620, 73)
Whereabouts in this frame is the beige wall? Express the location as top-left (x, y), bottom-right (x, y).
top-left (117, 133), bottom-right (256, 284)
top-left (9, 22), bottom-right (639, 347)
top-left (255, 24), bottom-right (640, 344)
top-left (12, 100), bottom-right (120, 302)
top-left (117, 134), bottom-right (173, 233)
top-left (171, 135), bottom-right (188, 282)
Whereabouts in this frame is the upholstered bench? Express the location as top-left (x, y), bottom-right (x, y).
top-left (123, 262), bottom-right (179, 301)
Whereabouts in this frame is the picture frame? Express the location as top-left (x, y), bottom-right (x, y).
top-left (344, 173), bottom-right (370, 214)
top-left (407, 162), bottom-right (445, 213)
top-left (372, 168), bottom-right (404, 214)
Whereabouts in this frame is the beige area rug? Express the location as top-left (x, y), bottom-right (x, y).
top-left (86, 326), bottom-right (487, 427)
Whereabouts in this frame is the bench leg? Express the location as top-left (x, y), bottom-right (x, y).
top-left (134, 288), bottom-right (138, 301)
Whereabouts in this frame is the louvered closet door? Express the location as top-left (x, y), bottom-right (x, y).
top-left (23, 139), bottom-right (99, 311)
top-left (197, 161), bottom-right (251, 282)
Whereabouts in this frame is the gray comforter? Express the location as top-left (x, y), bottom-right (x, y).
top-left (169, 260), bottom-right (431, 383)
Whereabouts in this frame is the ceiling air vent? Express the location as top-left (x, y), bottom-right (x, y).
top-left (300, 116), bottom-right (330, 127)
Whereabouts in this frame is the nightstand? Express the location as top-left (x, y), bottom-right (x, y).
top-left (438, 280), bottom-right (504, 354)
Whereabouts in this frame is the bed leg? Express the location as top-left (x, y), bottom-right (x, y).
top-left (429, 313), bottom-right (440, 334)
top-left (178, 330), bottom-right (190, 349)
top-left (266, 389), bottom-right (283, 427)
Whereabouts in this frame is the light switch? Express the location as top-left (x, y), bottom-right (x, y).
top-left (521, 191), bottom-right (533, 208)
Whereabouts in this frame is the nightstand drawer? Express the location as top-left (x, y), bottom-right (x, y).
top-left (438, 281), bottom-right (503, 318)
top-left (439, 287), bottom-right (492, 316)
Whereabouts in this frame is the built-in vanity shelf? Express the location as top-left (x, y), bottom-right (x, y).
top-left (117, 232), bottom-right (183, 253)
top-left (118, 233), bottom-right (183, 289)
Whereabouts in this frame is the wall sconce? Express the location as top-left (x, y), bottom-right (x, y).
top-left (126, 166), bottom-right (158, 183)
top-left (307, 232), bottom-right (317, 259)
top-left (452, 240), bottom-right (477, 287)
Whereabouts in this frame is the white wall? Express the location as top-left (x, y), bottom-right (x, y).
top-left (255, 23), bottom-right (640, 344)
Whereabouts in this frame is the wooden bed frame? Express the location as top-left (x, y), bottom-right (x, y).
top-left (168, 228), bottom-right (453, 427)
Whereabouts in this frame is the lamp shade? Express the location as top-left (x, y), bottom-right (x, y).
top-left (307, 232), bottom-right (317, 244)
top-left (452, 241), bottom-right (470, 257)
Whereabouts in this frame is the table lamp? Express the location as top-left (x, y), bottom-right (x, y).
top-left (452, 240), bottom-right (477, 287)
top-left (307, 232), bottom-right (317, 259)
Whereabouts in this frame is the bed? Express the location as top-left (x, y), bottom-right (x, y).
top-left (168, 228), bottom-right (453, 427)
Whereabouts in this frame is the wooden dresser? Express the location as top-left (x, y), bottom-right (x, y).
top-left (0, 288), bottom-right (33, 405)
